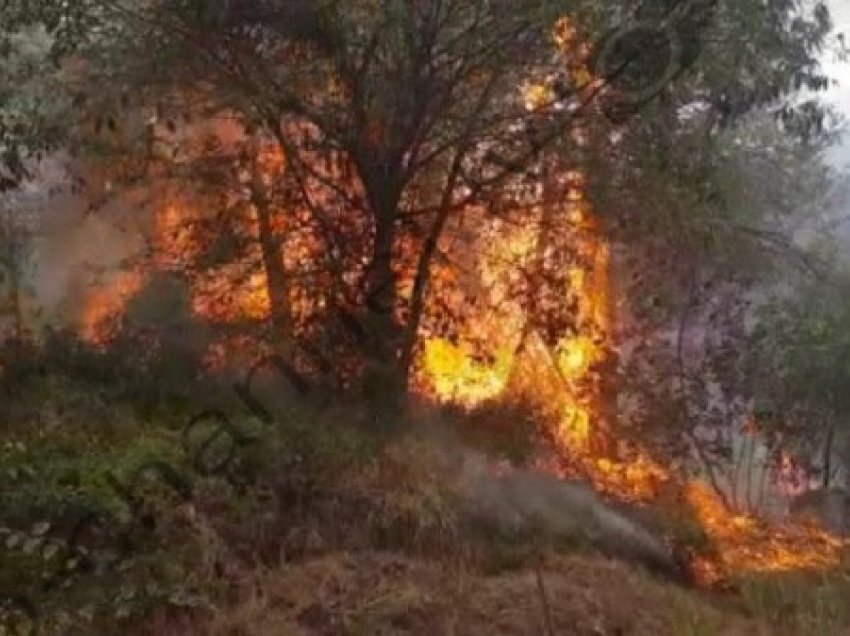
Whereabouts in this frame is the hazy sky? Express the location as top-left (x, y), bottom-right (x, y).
top-left (825, 0), bottom-right (850, 165)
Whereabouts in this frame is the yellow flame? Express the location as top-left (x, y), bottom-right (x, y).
top-left (557, 335), bottom-right (594, 378)
top-left (422, 339), bottom-right (513, 407)
top-left (419, 173), bottom-right (610, 457)
top-left (524, 83), bottom-right (554, 111)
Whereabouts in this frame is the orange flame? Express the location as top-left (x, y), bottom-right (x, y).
top-left (80, 270), bottom-right (143, 345)
top-left (686, 481), bottom-right (848, 580)
top-left (75, 15), bottom-right (847, 582)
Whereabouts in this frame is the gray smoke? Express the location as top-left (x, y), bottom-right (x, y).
top-left (6, 154), bottom-right (147, 329)
top-left (454, 454), bottom-right (684, 581)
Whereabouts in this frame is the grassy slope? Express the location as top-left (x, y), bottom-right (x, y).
top-left (140, 552), bottom-right (769, 636)
top-left (2, 374), bottom-right (849, 635)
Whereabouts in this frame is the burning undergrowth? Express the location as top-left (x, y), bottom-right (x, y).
top-left (1, 2), bottom-right (847, 633)
top-left (11, 136), bottom-right (844, 594)
top-left (0, 25), bottom-right (843, 631)
top-left (2, 294), bottom-right (850, 634)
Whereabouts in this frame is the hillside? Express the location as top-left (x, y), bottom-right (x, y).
top-left (142, 552), bottom-right (763, 636)
top-left (2, 372), bottom-right (849, 636)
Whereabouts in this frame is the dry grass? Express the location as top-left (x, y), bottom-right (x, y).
top-left (735, 568), bottom-right (850, 636)
top-left (133, 551), bottom-right (773, 636)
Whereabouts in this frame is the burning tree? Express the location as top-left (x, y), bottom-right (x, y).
top-left (1, 0), bottom-right (849, 614)
top-left (64, 1), bottom-right (620, 405)
top-left (48, 0), bottom-right (838, 493)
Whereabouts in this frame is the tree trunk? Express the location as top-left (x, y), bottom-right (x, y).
top-left (250, 151), bottom-right (292, 348)
top-left (361, 184), bottom-right (406, 416)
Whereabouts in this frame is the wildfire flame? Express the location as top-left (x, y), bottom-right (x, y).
top-left (685, 481), bottom-right (848, 583)
top-left (419, 16), bottom-right (849, 580)
top-left (418, 169), bottom-right (667, 503)
top-left (80, 269), bottom-right (143, 345)
top-left (80, 192), bottom-right (277, 344)
top-left (74, 15), bottom-right (848, 584)
top-left (419, 176), bottom-right (849, 580)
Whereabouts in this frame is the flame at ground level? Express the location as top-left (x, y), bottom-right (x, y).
top-left (80, 270), bottom-right (143, 345)
top-left (685, 481), bottom-right (849, 582)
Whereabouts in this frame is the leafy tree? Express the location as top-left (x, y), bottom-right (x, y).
top-left (59, 0), bottom-right (620, 410)
top-left (0, 1), bottom-right (91, 188)
top-left (752, 254), bottom-right (850, 490)
top-left (608, 104), bottom-right (845, 509)
top-left (4, 0), bottom-right (840, 422)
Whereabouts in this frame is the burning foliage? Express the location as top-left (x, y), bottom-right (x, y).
top-left (50, 12), bottom-right (850, 591)
top-left (414, 169), bottom-right (849, 584)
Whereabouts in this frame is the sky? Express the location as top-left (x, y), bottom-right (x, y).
top-left (825, 0), bottom-right (850, 165)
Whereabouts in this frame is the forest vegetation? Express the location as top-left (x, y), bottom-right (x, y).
top-left (2, 1), bottom-right (850, 634)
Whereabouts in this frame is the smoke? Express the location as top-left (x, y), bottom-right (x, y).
top-left (471, 469), bottom-right (681, 579)
top-left (428, 443), bottom-right (686, 582)
top-left (9, 155), bottom-right (147, 329)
